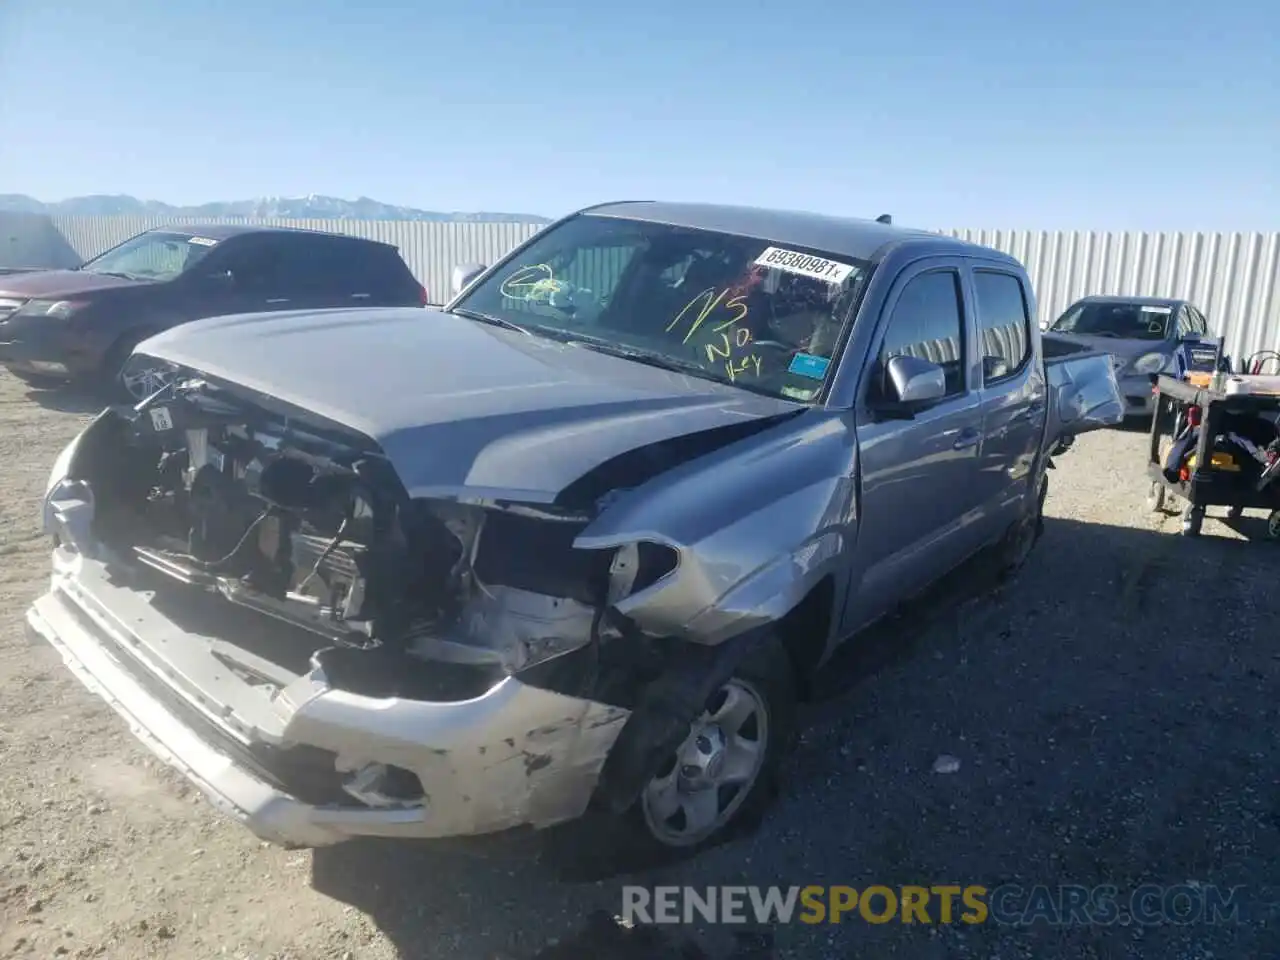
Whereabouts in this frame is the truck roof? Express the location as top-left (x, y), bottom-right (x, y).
top-left (583, 200), bottom-right (1018, 266)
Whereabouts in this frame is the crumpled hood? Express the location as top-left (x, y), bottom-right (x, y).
top-left (0, 269), bottom-right (154, 299)
top-left (138, 307), bottom-right (799, 502)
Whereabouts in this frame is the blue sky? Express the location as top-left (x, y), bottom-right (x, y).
top-left (1, 0), bottom-right (1276, 230)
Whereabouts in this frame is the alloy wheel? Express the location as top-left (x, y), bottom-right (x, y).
top-left (640, 677), bottom-right (770, 847)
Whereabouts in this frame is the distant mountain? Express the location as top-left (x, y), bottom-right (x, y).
top-left (0, 193), bottom-right (551, 224)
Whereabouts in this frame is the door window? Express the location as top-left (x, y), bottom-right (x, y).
top-left (220, 238), bottom-right (284, 296)
top-left (972, 271), bottom-right (1032, 383)
top-left (1174, 307), bottom-right (1194, 338)
top-left (871, 269), bottom-right (966, 400)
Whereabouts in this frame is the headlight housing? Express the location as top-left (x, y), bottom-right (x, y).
top-left (15, 299), bottom-right (87, 320)
top-left (1131, 352), bottom-right (1168, 375)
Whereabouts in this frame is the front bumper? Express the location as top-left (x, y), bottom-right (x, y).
top-left (0, 315), bottom-right (100, 379)
top-left (0, 323), bottom-right (73, 378)
top-left (27, 549), bottom-right (629, 848)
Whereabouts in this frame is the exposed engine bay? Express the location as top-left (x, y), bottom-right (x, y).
top-left (73, 375), bottom-right (684, 702)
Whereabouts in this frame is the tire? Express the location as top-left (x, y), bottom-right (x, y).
top-left (998, 473), bottom-right (1048, 577)
top-left (1145, 481), bottom-right (1166, 513)
top-left (1267, 510), bottom-right (1280, 542)
top-left (630, 636), bottom-right (796, 853)
top-left (1181, 505), bottom-right (1204, 537)
top-left (542, 637), bottom-right (797, 878)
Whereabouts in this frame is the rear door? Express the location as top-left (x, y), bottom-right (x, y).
top-left (968, 265), bottom-right (1046, 540)
top-left (210, 235), bottom-right (313, 314)
top-left (846, 258), bottom-right (984, 626)
top-left (276, 236), bottom-right (423, 308)
top-left (269, 235), bottom-right (358, 311)
top-left (344, 242), bottom-right (425, 306)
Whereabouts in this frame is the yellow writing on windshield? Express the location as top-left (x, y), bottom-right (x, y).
top-left (500, 264), bottom-right (555, 300)
top-left (703, 331), bottom-right (764, 381)
top-left (665, 285), bottom-right (764, 380)
top-left (666, 287), bottom-right (750, 343)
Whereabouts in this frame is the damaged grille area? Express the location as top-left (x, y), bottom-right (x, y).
top-left (63, 373), bottom-right (674, 702)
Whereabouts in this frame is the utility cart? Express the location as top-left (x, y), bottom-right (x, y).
top-left (1145, 373), bottom-right (1280, 539)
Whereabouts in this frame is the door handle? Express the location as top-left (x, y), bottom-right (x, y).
top-left (265, 298), bottom-right (291, 304)
top-left (953, 428), bottom-right (981, 450)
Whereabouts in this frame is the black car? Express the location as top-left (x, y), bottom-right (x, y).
top-left (0, 224), bottom-right (428, 400)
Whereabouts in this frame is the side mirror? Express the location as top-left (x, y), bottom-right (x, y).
top-left (451, 262), bottom-right (487, 297)
top-left (872, 355), bottom-right (947, 417)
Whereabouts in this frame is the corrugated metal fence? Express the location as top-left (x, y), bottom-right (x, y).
top-left (48, 215), bottom-right (1280, 364)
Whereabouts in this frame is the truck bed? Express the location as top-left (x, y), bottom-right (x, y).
top-left (1043, 336), bottom-right (1125, 446)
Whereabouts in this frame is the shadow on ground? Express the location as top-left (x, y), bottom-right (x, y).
top-left (21, 383), bottom-right (108, 415)
top-left (310, 513), bottom-right (1278, 959)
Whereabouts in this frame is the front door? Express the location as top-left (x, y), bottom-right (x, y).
top-left (844, 260), bottom-right (984, 630)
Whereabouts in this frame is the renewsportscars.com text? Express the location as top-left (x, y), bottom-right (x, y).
top-left (622, 883), bottom-right (1244, 926)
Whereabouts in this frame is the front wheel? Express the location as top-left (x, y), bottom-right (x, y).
top-left (1267, 510), bottom-right (1280, 542)
top-left (628, 637), bottom-right (797, 854)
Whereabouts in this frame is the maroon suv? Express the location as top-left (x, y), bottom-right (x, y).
top-left (0, 224), bottom-right (427, 400)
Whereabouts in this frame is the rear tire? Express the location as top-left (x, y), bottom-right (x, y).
top-left (999, 473), bottom-right (1048, 576)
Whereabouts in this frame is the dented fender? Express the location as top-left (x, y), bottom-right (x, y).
top-left (575, 412), bottom-right (857, 643)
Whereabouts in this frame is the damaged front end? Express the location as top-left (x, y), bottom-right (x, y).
top-left (32, 372), bottom-right (709, 846)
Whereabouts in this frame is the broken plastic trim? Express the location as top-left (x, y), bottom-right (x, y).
top-left (50, 381), bottom-right (688, 710)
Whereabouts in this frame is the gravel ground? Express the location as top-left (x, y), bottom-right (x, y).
top-left (1, 367), bottom-right (1278, 959)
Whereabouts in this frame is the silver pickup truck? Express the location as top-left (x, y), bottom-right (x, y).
top-left (29, 202), bottom-right (1123, 856)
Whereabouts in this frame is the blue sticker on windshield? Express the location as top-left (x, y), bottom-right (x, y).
top-left (788, 353), bottom-right (830, 380)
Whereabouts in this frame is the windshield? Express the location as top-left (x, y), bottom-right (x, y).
top-left (79, 231), bottom-right (220, 281)
top-left (451, 214), bottom-right (870, 402)
top-left (1049, 301), bottom-right (1172, 340)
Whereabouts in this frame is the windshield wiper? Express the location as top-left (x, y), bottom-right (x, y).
top-left (83, 269), bottom-right (145, 281)
top-left (451, 307), bottom-right (533, 336)
top-left (566, 337), bottom-right (706, 374)
top-left (562, 334), bottom-right (788, 398)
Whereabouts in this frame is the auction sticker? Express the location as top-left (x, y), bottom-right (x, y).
top-left (754, 247), bottom-right (854, 285)
top-left (187, 236), bottom-right (219, 247)
top-left (788, 353), bottom-right (831, 380)
top-left (148, 406), bottom-right (174, 431)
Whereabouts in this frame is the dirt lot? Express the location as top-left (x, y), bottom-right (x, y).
top-left (1, 368), bottom-right (1278, 960)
